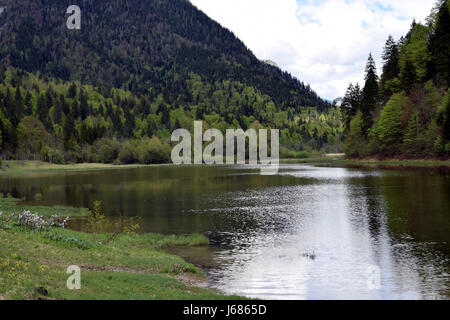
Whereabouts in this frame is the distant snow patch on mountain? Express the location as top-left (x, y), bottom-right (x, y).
top-left (263, 59), bottom-right (279, 68)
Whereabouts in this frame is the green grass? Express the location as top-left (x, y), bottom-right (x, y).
top-left (0, 196), bottom-right (89, 218)
top-left (0, 197), bottom-right (243, 300)
top-left (339, 159), bottom-right (450, 167)
top-left (1, 160), bottom-right (157, 175)
top-left (281, 154), bottom-right (345, 164)
top-left (281, 156), bottom-right (450, 168)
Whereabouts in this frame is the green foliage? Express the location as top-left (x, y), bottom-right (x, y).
top-left (16, 116), bottom-right (51, 160)
top-left (344, 111), bottom-right (367, 157)
top-left (361, 54), bottom-right (379, 133)
top-left (41, 147), bottom-right (65, 164)
top-left (439, 90), bottom-right (450, 141)
top-left (95, 138), bottom-right (121, 164)
top-left (0, 0), bottom-right (345, 163)
top-left (117, 140), bottom-right (139, 164)
top-left (343, 1), bottom-right (450, 159)
top-left (401, 111), bottom-right (421, 156)
top-left (136, 136), bottom-right (171, 164)
top-left (280, 147), bottom-right (310, 159)
top-left (0, 0), bottom-right (352, 163)
top-left (400, 23), bottom-right (430, 83)
top-left (380, 35), bottom-right (400, 98)
top-left (376, 94), bottom-right (406, 154)
top-left (86, 200), bottom-right (140, 244)
top-left (0, 68), bottom-right (343, 162)
top-left (400, 59), bottom-right (417, 92)
top-left (428, 0), bottom-right (450, 85)
top-left (86, 200), bottom-right (108, 235)
top-left (41, 231), bottom-right (97, 250)
top-left (342, 83), bottom-right (362, 131)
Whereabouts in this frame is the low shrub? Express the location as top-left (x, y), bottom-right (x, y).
top-left (41, 232), bottom-right (96, 250)
top-left (12, 211), bottom-right (69, 231)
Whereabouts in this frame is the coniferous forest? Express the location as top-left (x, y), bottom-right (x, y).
top-left (342, 0), bottom-right (450, 159)
top-left (0, 0), bottom-right (343, 164)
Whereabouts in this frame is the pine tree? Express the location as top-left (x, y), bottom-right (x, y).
top-left (45, 86), bottom-right (54, 112)
top-left (341, 83), bottom-right (362, 131)
top-left (53, 98), bottom-right (63, 124)
top-left (382, 36), bottom-right (400, 80)
top-left (79, 90), bottom-right (89, 120)
top-left (24, 91), bottom-right (32, 115)
top-left (68, 83), bottom-right (78, 99)
top-left (160, 104), bottom-right (171, 128)
top-left (14, 85), bottom-right (25, 118)
top-left (401, 59), bottom-right (417, 92)
top-left (71, 99), bottom-right (80, 119)
top-left (380, 35), bottom-right (400, 98)
top-left (37, 94), bottom-right (49, 128)
top-left (64, 112), bottom-right (75, 150)
top-left (361, 54), bottom-right (379, 134)
top-left (4, 88), bottom-right (18, 126)
top-left (60, 94), bottom-right (69, 115)
top-left (444, 96), bottom-right (450, 141)
top-left (428, 0), bottom-right (450, 85)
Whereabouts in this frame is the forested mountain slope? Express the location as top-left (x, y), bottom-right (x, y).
top-left (0, 0), bottom-right (328, 111)
top-left (0, 0), bottom-right (341, 163)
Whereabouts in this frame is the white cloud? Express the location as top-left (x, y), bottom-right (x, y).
top-left (190, 0), bottom-right (436, 100)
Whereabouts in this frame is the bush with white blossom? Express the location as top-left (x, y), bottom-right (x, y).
top-left (48, 214), bottom-right (70, 229)
top-left (4, 210), bottom-right (71, 231)
top-left (16, 211), bottom-right (49, 230)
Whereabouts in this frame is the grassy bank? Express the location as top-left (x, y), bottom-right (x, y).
top-left (0, 160), bottom-right (156, 175)
top-left (0, 197), bottom-right (241, 300)
top-left (281, 156), bottom-right (344, 164)
top-left (282, 156), bottom-right (450, 168)
top-left (337, 158), bottom-right (450, 168)
top-left (3, 158), bottom-right (450, 176)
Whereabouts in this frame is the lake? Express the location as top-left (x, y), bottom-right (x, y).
top-left (1, 164), bottom-right (449, 299)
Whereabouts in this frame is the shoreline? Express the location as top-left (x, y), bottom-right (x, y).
top-left (281, 157), bottom-right (450, 168)
top-left (2, 158), bottom-right (450, 177)
top-left (0, 160), bottom-right (162, 175)
top-left (0, 196), bottom-right (241, 300)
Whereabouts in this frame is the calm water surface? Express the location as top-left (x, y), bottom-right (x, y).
top-left (1, 164), bottom-right (450, 299)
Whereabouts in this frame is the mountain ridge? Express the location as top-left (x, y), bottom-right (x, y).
top-left (0, 0), bottom-right (329, 111)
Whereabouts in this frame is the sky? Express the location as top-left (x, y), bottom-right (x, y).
top-left (190, 0), bottom-right (437, 100)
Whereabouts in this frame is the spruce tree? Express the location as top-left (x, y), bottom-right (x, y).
top-left (444, 96), bottom-right (450, 141)
top-left (382, 36), bottom-right (400, 81)
top-left (342, 83), bottom-right (362, 132)
top-left (80, 94), bottom-right (89, 120)
top-left (428, 0), bottom-right (450, 85)
top-left (380, 35), bottom-right (400, 99)
top-left (53, 98), bottom-right (63, 124)
top-left (361, 54), bottom-right (379, 134)
top-left (64, 112), bottom-right (75, 150)
top-left (68, 83), bottom-right (78, 99)
top-left (71, 99), bottom-right (80, 120)
top-left (401, 59), bottom-right (417, 92)
top-left (37, 94), bottom-right (49, 128)
top-left (4, 88), bottom-right (18, 126)
top-left (24, 91), bottom-right (32, 115)
top-left (14, 85), bottom-right (25, 118)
